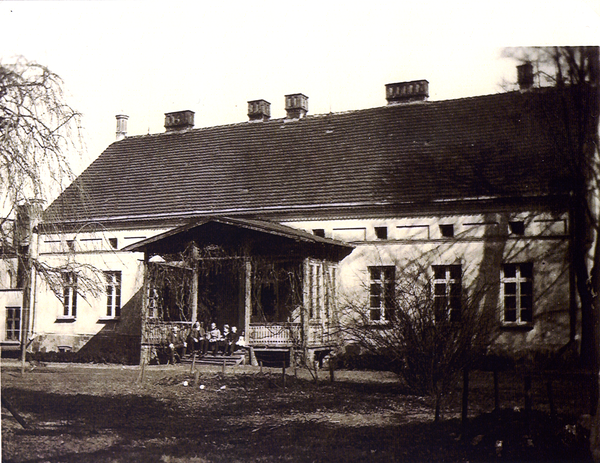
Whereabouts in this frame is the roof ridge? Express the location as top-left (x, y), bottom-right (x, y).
top-left (114, 89), bottom-right (531, 141)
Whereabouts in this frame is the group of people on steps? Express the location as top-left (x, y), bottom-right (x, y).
top-left (166, 321), bottom-right (246, 364)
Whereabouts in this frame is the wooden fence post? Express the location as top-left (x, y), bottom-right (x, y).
top-left (524, 374), bottom-right (532, 434)
top-left (290, 347), bottom-right (296, 377)
top-left (461, 368), bottom-right (469, 430)
top-left (282, 361), bottom-right (286, 388)
top-left (329, 358), bottom-right (335, 383)
top-left (493, 369), bottom-right (500, 412)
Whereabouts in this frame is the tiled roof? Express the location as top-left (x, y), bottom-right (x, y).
top-left (46, 89), bottom-right (572, 224)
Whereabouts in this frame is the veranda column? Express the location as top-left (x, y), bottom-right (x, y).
top-left (191, 243), bottom-right (199, 323)
top-left (139, 253), bottom-right (150, 365)
top-left (302, 258), bottom-right (310, 362)
top-left (244, 258), bottom-right (252, 341)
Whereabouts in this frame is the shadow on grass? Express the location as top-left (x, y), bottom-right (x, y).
top-left (3, 379), bottom-right (592, 463)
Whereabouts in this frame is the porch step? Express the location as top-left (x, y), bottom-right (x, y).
top-left (181, 353), bottom-right (245, 367)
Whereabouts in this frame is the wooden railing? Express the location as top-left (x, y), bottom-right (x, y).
top-left (248, 323), bottom-right (300, 347)
top-left (143, 320), bottom-right (192, 346)
top-left (248, 322), bottom-right (338, 348)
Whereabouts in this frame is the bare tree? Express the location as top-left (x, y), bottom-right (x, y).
top-left (505, 46), bottom-right (600, 376)
top-left (0, 57), bottom-right (103, 365)
top-left (504, 46), bottom-right (600, 458)
top-left (342, 257), bottom-right (498, 421)
top-left (0, 57), bottom-right (81, 212)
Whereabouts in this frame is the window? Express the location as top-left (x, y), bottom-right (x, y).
top-left (66, 240), bottom-right (76, 251)
top-left (432, 265), bottom-right (461, 321)
top-left (147, 287), bottom-right (160, 318)
top-left (374, 226), bottom-right (388, 240)
top-left (502, 263), bottom-right (533, 324)
top-left (439, 224), bottom-right (454, 238)
top-left (108, 238), bottom-right (118, 249)
top-left (6, 307), bottom-right (21, 341)
top-left (105, 271), bottom-right (122, 318)
top-left (308, 261), bottom-right (323, 319)
top-left (368, 266), bottom-right (395, 323)
top-left (312, 229), bottom-right (325, 238)
top-left (324, 265), bottom-right (337, 320)
top-left (509, 221), bottom-right (525, 235)
top-left (62, 272), bottom-right (77, 318)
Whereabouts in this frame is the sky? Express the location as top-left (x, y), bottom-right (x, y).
top-left (1, 0), bottom-right (600, 176)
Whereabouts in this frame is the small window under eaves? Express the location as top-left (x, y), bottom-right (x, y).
top-left (374, 227), bottom-right (388, 240)
top-left (509, 221), bottom-right (525, 235)
top-left (439, 224), bottom-right (454, 238)
top-left (312, 229), bottom-right (325, 238)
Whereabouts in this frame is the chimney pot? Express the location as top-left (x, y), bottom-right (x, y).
top-left (248, 99), bottom-right (271, 121)
top-left (517, 62), bottom-right (534, 90)
top-left (285, 93), bottom-right (308, 119)
top-left (164, 110), bottom-right (195, 132)
top-left (115, 114), bottom-right (128, 141)
top-left (385, 80), bottom-right (429, 104)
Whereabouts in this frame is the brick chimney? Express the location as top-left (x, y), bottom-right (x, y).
top-left (517, 62), bottom-right (534, 90)
top-left (385, 80), bottom-right (429, 104)
top-left (115, 114), bottom-right (128, 141)
top-left (248, 99), bottom-right (271, 122)
top-left (164, 110), bottom-right (195, 132)
top-left (285, 93), bottom-right (308, 119)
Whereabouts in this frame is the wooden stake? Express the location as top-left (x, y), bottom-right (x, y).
top-left (546, 378), bottom-right (556, 419)
top-left (493, 369), bottom-right (500, 412)
top-left (282, 361), bottom-right (286, 389)
top-left (461, 368), bottom-right (469, 430)
top-left (329, 359), bottom-right (335, 383)
top-left (290, 347), bottom-right (296, 377)
top-left (222, 358), bottom-right (226, 374)
top-left (136, 359), bottom-right (146, 384)
top-left (190, 352), bottom-right (196, 373)
top-left (524, 374), bottom-right (532, 434)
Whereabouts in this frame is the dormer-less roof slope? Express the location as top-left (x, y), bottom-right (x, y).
top-left (46, 88), bottom-right (574, 225)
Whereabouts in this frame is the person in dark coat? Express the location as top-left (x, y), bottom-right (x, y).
top-left (166, 325), bottom-right (187, 364)
top-left (189, 321), bottom-right (207, 355)
top-left (225, 326), bottom-right (240, 356)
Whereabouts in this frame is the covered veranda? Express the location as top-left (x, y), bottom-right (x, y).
top-left (123, 217), bottom-right (353, 365)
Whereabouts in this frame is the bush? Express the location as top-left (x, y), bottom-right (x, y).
top-left (331, 348), bottom-right (400, 372)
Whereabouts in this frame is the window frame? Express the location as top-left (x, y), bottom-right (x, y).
top-left (501, 263), bottom-right (533, 326)
top-left (104, 270), bottom-right (122, 319)
top-left (5, 306), bottom-right (21, 342)
top-left (374, 226), bottom-right (388, 240)
top-left (147, 286), bottom-right (160, 319)
top-left (307, 260), bottom-right (324, 320)
top-left (61, 271), bottom-right (78, 319)
top-left (432, 264), bottom-right (462, 322)
top-left (368, 265), bottom-right (395, 324)
top-left (439, 224), bottom-right (455, 238)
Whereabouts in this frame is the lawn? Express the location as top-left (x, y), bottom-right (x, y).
top-left (1, 361), bottom-right (593, 462)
